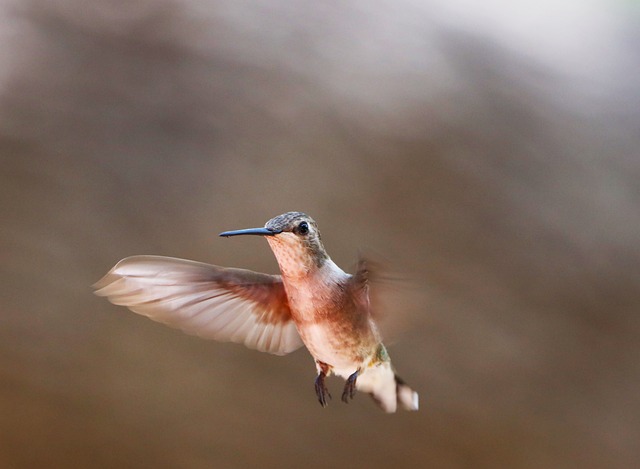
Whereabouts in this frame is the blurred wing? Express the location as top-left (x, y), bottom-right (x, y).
top-left (347, 257), bottom-right (373, 316)
top-left (93, 255), bottom-right (303, 355)
top-left (347, 256), bottom-right (420, 343)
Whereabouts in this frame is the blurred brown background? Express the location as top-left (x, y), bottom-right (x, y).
top-left (1, 0), bottom-right (639, 467)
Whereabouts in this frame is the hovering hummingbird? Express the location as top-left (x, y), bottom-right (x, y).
top-left (94, 212), bottom-right (419, 412)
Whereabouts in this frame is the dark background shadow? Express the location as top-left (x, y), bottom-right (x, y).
top-left (1, 1), bottom-right (639, 467)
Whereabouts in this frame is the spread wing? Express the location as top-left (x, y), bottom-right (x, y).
top-left (93, 255), bottom-right (303, 355)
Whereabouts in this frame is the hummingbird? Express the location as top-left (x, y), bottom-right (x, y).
top-left (94, 212), bottom-right (419, 412)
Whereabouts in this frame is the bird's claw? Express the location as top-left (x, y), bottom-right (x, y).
top-left (315, 372), bottom-right (331, 407)
top-left (342, 370), bottom-right (359, 403)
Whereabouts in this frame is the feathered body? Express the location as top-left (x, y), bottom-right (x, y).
top-left (94, 211), bottom-right (418, 412)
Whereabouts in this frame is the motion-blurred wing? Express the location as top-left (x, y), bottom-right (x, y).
top-left (346, 256), bottom-right (419, 343)
top-left (346, 257), bottom-right (374, 316)
top-left (93, 255), bottom-right (303, 355)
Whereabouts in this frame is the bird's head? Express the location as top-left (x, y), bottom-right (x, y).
top-left (220, 211), bottom-right (328, 278)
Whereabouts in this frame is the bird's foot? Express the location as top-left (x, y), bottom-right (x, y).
top-left (342, 369), bottom-right (359, 403)
top-left (315, 371), bottom-right (331, 407)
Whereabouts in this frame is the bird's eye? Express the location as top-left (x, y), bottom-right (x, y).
top-left (296, 221), bottom-right (309, 235)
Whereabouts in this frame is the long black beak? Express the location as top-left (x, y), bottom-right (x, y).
top-left (219, 227), bottom-right (282, 237)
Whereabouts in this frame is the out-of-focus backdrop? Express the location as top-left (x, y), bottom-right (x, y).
top-left (1, 0), bottom-right (639, 467)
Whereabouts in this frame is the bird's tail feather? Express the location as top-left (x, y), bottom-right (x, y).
top-left (356, 363), bottom-right (419, 413)
top-left (394, 375), bottom-right (419, 411)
